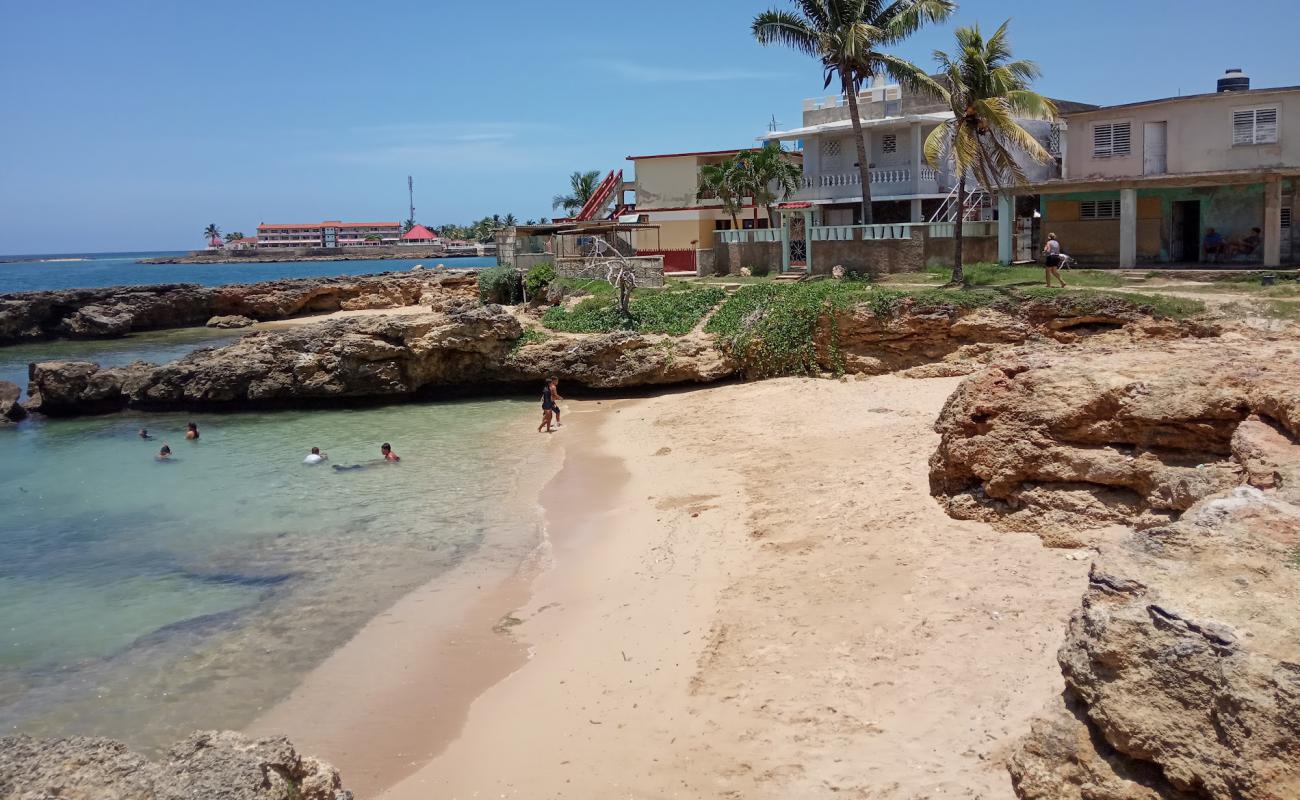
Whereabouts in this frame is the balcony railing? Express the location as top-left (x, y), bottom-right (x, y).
top-left (716, 229), bottom-right (783, 245)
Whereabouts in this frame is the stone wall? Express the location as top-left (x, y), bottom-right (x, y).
top-left (554, 256), bottom-right (665, 288)
top-left (714, 242), bottom-right (783, 275)
top-left (923, 233), bottom-right (998, 267)
top-left (713, 231), bottom-right (998, 276)
top-left (695, 248), bottom-right (716, 277)
top-left (810, 237), bottom-right (923, 275)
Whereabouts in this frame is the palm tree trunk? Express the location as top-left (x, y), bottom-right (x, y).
top-left (844, 77), bottom-right (873, 226)
top-left (951, 175), bottom-right (966, 285)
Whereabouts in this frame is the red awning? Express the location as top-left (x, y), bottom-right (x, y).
top-left (777, 201), bottom-right (813, 209)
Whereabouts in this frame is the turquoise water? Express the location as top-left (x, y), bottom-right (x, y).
top-left (0, 329), bottom-right (553, 748)
top-left (0, 251), bottom-right (496, 293)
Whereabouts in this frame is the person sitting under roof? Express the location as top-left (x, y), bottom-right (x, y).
top-left (1203, 228), bottom-right (1226, 263)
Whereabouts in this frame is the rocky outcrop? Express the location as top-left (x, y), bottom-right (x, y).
top-left (929, 341), bottom-right (1299, 544)
top-left (207, 314), bottom-right (256, 329)
top-left (926, 339), bottom-right (1300, 798)
top-left (0, 269), bottom-right (477, 344)
top-left (1010, 481), bottom-right (1300, 799)
top-left (0, 380), bottom-right (25, 425)
top-left (26, 304), bottom-right (738, 414)
top-left (0, 730), bottom-right (351, 800)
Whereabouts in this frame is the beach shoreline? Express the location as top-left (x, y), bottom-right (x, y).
top-left (244, 374), bottom-right (1094, 799)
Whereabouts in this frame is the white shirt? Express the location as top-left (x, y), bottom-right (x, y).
top-left (304, 453), bottom-right (325, 464)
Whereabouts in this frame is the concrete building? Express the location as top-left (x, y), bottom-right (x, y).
top-left (626, 149), bottom-right (800, 272)
top-left (759, 76), bottom-right (1088, 226)
top-left (1017, 70), bottom-right (1299, 267)
top-left (256, 221), bottom-right (402, 248)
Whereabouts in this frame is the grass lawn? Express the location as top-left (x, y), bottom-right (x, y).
top-left (541, 284), bottom-right (726, 335)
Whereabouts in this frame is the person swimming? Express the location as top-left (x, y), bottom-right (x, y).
top-left (331, 443), bottom-right (400, 471)
top-left (185, 422), bottom-right (200, 440)
top-left (304, 446), bottom-right (327, 465)
top-left (138, 428), bottom-right (152, 440)
top-left (156, 444), bottom-right (172, 461)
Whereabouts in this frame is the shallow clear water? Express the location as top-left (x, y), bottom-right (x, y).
top-left (0, 251), bottom-right (496, 293)
top-left (0, 332), bottom-right (553, 748)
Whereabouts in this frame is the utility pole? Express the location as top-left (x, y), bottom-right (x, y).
top-left (407, 176), bottom-right (415, 223)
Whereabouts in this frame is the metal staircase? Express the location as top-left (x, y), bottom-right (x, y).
top-left (574, 169), bottom-right (624, 222)
top-left (928, 184), bottom-right (989, 223)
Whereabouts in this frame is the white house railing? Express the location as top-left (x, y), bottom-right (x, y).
top-left (715, 229), bottom-right (784, 245)
top-left (802, 168), bottom-right (916, 189)
top-left (810, 223), bottom-right (914, 241)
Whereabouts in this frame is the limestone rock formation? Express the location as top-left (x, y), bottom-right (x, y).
top-left (0, 270), bottom-right (477, 344)
top-left (0, 380), bottom-right (25, 425)
top-left (929, 341), bottom-right (1298, 544)
top-left (206, 314), bottom-right (256, 328)
top-left (0, 730), bottom-right (351, 800)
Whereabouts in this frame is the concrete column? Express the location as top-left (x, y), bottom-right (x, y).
top-left (910, 121), bottom-right (923, 198)
top-left (997, 193), bottom-right (1014, 264)
top-left (780, 212), bottom-right (791, 273)
top-left (803, 209), bottom-right (814, 271)
top-left (1119, 188), bottom-right (1138, 269)
top-left (910, 199), bottom-right (923, 223)
top-left (1264, 175), bottom-right (1282, 267)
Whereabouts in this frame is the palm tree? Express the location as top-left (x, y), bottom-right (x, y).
top-left (503, 213), bottom-right (518, 226)
top-left (923, 20), bottom-right (1057, 285)
top-left (739, 142), bottom-right (804, 225)
top-left (697, 159), bottom-right (746, 231)
top-left (552, 170), bottom-right (602, 216)
top-left (203, 223), bottom-right (221, 244)
top-left (753, 0), bottom-right (953, 225)
top-left (402, 218), bottom-right (416, 234)
top-left (224, 231), bottom-right (245, 242)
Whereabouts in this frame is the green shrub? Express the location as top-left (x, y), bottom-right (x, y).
top-left (750, 263), bottom-right (771, 277)
top-left (542, 286), bottom-right (726, 335)
top-left (478, 266), bottom-right (523, 305)
top-left (524, 262), bottom-right (557, 298)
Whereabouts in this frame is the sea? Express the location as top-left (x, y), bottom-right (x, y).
top-left (0, 252), bottom-right (555, 750)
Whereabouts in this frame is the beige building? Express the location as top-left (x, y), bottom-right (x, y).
top-left (626, 149), bottom-right (798, 271)
top-left (1017, 70), bottom-right (1299, 267)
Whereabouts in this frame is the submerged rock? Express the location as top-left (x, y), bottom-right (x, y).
top-left (0, 730), bottom-right (352, 800)
top-left (0, 380), bottom-right (25, 424)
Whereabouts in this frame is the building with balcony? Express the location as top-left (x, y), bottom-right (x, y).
top-left (759, 76), bottom-right (1089, 226)
top-left (255, 221), bottom-right (402, 249)
top-left (1017, 70), bottom-right (1299, 267)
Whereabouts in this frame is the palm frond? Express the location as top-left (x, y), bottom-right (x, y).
top-left (753, 9), bottom-right (821, 58)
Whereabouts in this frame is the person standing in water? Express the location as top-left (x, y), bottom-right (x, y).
top-left (185, 422), bottom-right (200, 440)
top-left (380, 443), bottom-right (400, 462)
top-left (538, 377), bottom-right (557, 433)
top-left (156, 444), bottom-right (172, 461)
top-left (303, 447), bottom-right (327, 465)
top-left (1042, 233), bottom-right (1067, 288)
top-left (138, 428), bottom-right (152, 440)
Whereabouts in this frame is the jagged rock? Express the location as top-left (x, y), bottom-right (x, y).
top-left (0, 270), bottom-right (478, 344)
top-left (0, 730), bottom-right (351, 800)
top-left (929, 341), bottom-right (1300, 539)
top-left (206, 314), bottom-right (256, 329)
top-left (0, 380), bottom-right (25, 425)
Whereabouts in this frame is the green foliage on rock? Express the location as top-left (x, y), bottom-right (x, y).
top-left (478, 266), bottom-right (523, 305)
top-left (524, 262), bottom-right (557, 298)
top-left (542, 287), bottom-right (726, 335)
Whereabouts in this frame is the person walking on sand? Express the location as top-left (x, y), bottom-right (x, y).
top-left (538, 377), bottom-right (558, 433)
top-left (1042, 233), bottom-right (1067, 288)
top-left (185, 422), bottom-right (200, 440)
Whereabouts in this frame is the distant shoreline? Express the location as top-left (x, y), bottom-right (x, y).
top-left (139, 251), bottom-right (490, 265)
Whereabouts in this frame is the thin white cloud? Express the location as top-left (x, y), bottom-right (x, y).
top-left (599, 59), bottom-right (786, 83)
top-left (320, 121), bottom-right (571, 170)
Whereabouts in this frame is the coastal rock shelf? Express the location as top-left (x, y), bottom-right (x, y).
top-left (0, 730), bottom-right (352, 800)
top-left (22, 296), bottom-right (1206, 416)
top-left (0, 269), bottom-right (477, 344)
top-left (927, 344), bottom-right (1300, 798)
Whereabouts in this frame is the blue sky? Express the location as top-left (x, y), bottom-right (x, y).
top-left (1, 0), bottom-right (1295, 254)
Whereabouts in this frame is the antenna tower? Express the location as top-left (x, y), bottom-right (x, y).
top-left (407, 176), bottom-right (415, 223)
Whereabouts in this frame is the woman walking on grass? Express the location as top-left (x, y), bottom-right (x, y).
top-left (1042, 233), bottom-right (1067, 288)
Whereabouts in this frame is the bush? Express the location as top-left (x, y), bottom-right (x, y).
top-left (749, 263), bottom-right (771, 277)
top-left (478, 266), bottom-right (523, 305)
top-left (542, 286), bottom-right (726, 335)
top-left (524, 262), bottom-right (557, 298)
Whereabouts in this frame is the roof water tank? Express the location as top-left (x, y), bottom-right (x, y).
top-left (1217, 68), bottom-right (1250, 93)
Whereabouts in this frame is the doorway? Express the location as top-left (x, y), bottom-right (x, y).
top-left (1143, 122), bottom-right (1168, 176)
top-left (1172, 200), bottom-right (1200, 263)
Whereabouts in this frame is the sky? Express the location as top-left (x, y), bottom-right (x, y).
top-left (1, 0), bottom-right (1296, 254)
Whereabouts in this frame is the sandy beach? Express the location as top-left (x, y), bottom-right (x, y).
top-left (249, 373), bottom-right (1094, 799)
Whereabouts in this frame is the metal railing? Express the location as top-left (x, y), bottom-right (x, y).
top-left (715, 229), bottom-right (784, 244)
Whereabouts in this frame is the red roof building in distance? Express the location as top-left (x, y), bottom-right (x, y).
top-left (255, 220), bottom-right (402, 249)
top-left (400, 224), bottom-right (439, 242)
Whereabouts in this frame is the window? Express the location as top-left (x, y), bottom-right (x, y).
top-left (820, 139), bottom-right (841, 158)
top-left (885, 99), bottom-right (902, 117)
top-left (1080, 200), bottom-right (1121, 219)
top-left (881, 134), bottom-right (897, 154)
top-left (1283, 207), bottom-right (1293, 229)
top-left (1092, 122), bottom-right (1132, 157)
top-left (1233, 107), bottom-right (1279, 145)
